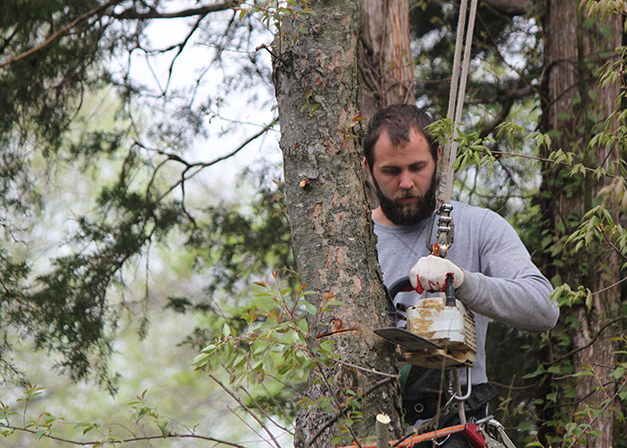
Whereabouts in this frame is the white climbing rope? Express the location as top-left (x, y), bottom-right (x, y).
top-left (439, 0), bottom-right (479, 210)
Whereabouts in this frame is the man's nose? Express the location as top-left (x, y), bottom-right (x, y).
top-left (399, 171), bottom-right (414, 190)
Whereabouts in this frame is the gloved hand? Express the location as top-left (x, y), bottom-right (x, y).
top-left (409, 255), bottom-right (465, 294)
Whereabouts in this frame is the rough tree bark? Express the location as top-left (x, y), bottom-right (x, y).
top-left (539, 1), bottom-right (623, 446)
top-left (359, 0), bottom-right (415, 119)
top-left (359, 0), bottom-right (416, 209)
top-left (271, 1), bottom-right (404, 446)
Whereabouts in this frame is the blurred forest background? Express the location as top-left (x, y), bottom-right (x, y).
top-left (1, 0), bottom-right (626, 447)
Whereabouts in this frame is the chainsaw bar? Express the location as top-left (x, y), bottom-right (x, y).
top-left (374, 327), bottom-right (443, 351)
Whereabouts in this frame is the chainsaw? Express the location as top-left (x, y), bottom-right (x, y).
top-left (375, 275), bottom-right (477, 369)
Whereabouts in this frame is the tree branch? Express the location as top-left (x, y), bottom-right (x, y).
top-left (479, 95), bottom-right (515, 139)
top-left (0, 0), bottom-right (243, 69)
top-left (240, 387), bottom-right (295, 436)
top-left (566, 379), bottom-right (627, 448)
top-left (545, 315), bottom-right (627, 367)
top-left (483, 0), bottom-right (532, 15)
top-left (108, 1), bottom-right (240, 20)
top-left (209, 374), bottom-right (283, 448)
top-left (307, 377), bottom-right (396, 447)
top-left (147, 116), bottom-right (278, 207)
top-left (0, 0), bottom-right (124, 68)
top-left (487, 149), bottom-right (619, 179)
top-left (0, 423), bottom-right (246, 447)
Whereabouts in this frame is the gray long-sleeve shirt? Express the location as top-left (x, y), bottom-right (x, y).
top-left (374, 201), bottom-right (559, 384)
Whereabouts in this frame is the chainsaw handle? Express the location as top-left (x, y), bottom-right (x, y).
top-left (383, 277), bottom-right (413, 324)
top-left (387, 276), bottom-right (414, 299)
top-left (387, 276), bottom-right (457, 307)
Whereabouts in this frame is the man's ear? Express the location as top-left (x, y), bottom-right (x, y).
top-left (364, 157), bottom-right (372, 175)
top-left (437, 145), bottom-right (442, 164)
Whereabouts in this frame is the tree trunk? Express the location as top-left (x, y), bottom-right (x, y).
top-left (359, 0), bottom-right (415, 209)
top-left (359, 0), bottom-right (415, 119)
top-left (271, 1), bottom-right (404, 446)
top-left (539, 1), bottom-right (623, 446)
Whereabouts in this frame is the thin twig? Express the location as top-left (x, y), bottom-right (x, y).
top-left (567, 378), bottom-right (627, 448)
top-left (141, 117), bottom-right (278, 206)
top-left (482, 149), bottom-right (620, 179)
top-left (333, 359), bottom-right (400, 379)
top-left (308, 365), bottom-right (363, 448)
top-left (226, 405), bottom-right (276, 446)
top-left (240, 387), bottom-right (294, 436)
top-left (307, 377), bottom-right (396, 447)
top-left (545, 316), bottom-right (627, 367)
top-left (0, 423), bottom-right (245, 447)
top-left (108, 1), bottom-right (239, 19)
top-left (592, 274), bottom-right (627, 296)
top-left (209, 374), bottom-right (282, 448)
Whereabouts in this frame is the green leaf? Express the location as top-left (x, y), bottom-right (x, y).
top-left (277, 363), bottom-right (292, 375)
top-left (304, 300), bottom-right (317, 316)
top-left (523, 366), bottom-right (546, 379)
top-left (547, 365), bottom-right (563, 374)
top-left (158, 421), bottom-right (169, 438)
top-left (518, 420), bottom-right (534, 431)
top-left (81, 424), bottom-right (96, 435)
top-left (201, 344), bottom-right (217, 354)
top-left (233, 355), bottom-right (247, 368)
top-left (191, 353), bottom-right (210, 370)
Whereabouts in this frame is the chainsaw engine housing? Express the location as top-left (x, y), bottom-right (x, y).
top-left (405, 294), bottom-right (477, 368)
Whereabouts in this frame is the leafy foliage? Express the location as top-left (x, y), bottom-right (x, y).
top-left (191, 270), bottom-right (377, 447)
top-left (0, 0), bottom-right (278, 387)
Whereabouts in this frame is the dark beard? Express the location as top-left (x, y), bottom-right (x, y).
top-left (373, 173), bottom-right (437, 226)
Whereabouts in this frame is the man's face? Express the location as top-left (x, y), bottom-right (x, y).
top-left (368, 128), bottom-right (438, 226)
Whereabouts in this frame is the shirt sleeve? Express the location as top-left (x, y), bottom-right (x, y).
top-left (455, 210), bottom-right (559, 332)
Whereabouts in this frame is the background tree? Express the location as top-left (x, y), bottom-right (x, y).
top-left (360, 0), bottom-right (415, 117)
top-left (535, 1), bottom-right (626, 446)
top-left (0, 0), bottom-right (278, 389)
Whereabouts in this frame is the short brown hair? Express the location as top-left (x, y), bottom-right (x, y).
top-left (363, 104), bottom-right (438, 168)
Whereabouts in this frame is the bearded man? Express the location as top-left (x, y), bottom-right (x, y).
top-left (363, 104), bottom-right (559, 443)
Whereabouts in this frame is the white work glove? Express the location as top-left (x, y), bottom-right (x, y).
top-left (409, 255), bottom-right (465, 294)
